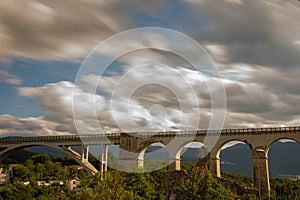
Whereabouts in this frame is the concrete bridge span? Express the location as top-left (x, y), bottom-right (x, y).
top-left (0, 134), bottom-right (119, 175)
top-left (0, 126), bottom-right (300, 198)
top-left (119, 126), bottom-right (300, 198)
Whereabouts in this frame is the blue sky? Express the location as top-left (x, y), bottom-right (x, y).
top-left (0, 58), bottom-right (79, 117)
top-left (1, 0), bottom-right (300, 137)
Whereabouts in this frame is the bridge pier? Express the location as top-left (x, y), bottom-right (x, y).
top-left (64, 145), bottom-right (98, 175)
top-left (253, 149), bottom-right (270, 199)
top-left (206, 148), bottom-right (220, 177)
top-left (137, 158), bottom-right (144, 169)
top-left (81, 145), bottom-right (89, 161)
top-left (210, 157), bottom-right (221, 177)
top-left (100, 144), bottom-right (108, 172)
top-left (119, 133), bottom-right (140, 170)
top-left (169, 157), bottom-right (181, 172)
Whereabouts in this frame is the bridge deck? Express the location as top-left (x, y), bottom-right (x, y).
top-left (0, 126), bottom-right (299, 144)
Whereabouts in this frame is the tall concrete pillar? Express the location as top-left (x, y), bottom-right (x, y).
top-left (81, 145), bottom-right (85, 161)
top-left (137, 158), bottom-right (144, 169)
top-left (119, 133), bottom-right (139, 169)
top-left (210, 157), bottom-right (221, 177)
top-left (169, 157), bottom-right (181, 172)
top-left (100, 144), bottom-right (108, 172)
top-left (253, 149), bottom-right (270, 198)
top-left (85, 145), bottom-right (89, 161)
top-left (99, 144), bottom-right (108, 179)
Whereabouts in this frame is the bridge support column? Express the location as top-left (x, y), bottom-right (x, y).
top-left (137, 158), bottom-right (144, 169)
top-left (81, 145), bottom-right (89, 161)
top-left (210, 157), bottom-right (221, 177)
top-left (253, 149), bottom-right (270, 199)
top-left (100, 144), bottom-right (108, 172)
top-left (119, 133), bottom-right (139, 170)
top-left (169, 157), bottom-right (181, 172)
top-left (99, 144), bottom-right (108, 179)
top-left (60, 146), bottom-right (98, 175)
top-left (85, 146), bottom-right (89, 161)
top-left (81, 146), bottom-right (84, 161)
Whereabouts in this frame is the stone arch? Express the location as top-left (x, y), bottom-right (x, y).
top-left (266, 137), bottom-right (300, 156)
top-left (180, 141), bottom-right (207, 170)
top-left (0, 144), bottom-right (65, 162)
top-left (137, 142), bottom-right (169, 169)
top-left (138, 141), bottom-right (168, 159)
top-left (267, 138), bottom-right (300, 178)
top-left (175, 140), bottom-right (206, 160)
top-left (215, 139), bottom-right (253, 159)
top-left (210, 139), bottom-right (253, 178)
top-left (0, 144), bottom-right (97, 175)
top-left (166, 140), bottom-right (206, 171)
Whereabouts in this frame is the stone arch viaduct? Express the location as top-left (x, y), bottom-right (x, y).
top-left (0, 126), bottom-right (300, 198)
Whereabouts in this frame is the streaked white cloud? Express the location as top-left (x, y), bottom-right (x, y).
top-left (0, 114), bottom-right (71, 137)
top-left (186, 0), bottom-right (300, 68)
top-left (0, 0), bottom-right (166, 61)
top-left (0, 70), bottom-right (22, 85)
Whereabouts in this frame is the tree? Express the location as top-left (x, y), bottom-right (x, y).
top-left (12, 166), bottom-right (32, 182)
top-left (30, 154), bottom-right (51, 164)
top-left (173, 165), bottom-right (235, 199)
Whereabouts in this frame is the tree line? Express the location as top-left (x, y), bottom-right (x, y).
top-left (0, 154), bottom-right (299, 199)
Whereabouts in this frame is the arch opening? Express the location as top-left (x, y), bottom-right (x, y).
top-left (1, 145), bottom-right (67, 164)
top-left (176, 142), bottom-right (207, 164)
top-left (267, 139), bottom-right (300, 179)
top-left (138, 142), bottom-right (170, 171)
top-left (217, 140), bottom-right (253, 178)
top-left (0, 144), bottom-right (95, 175)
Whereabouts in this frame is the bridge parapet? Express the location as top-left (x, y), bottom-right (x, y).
top-left (0, 133), bottom-right (121, 145)
top-left (117, 126), bottom-right (300, 138)
top-left (1, 126), bottom-right (299, 145)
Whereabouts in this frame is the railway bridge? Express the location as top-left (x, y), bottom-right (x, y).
top-left (1, 126), bottom-right (300, 198)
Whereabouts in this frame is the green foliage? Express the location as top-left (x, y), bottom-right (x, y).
top-left (0, 181), bottom-right (75, 200)
top-left (143, 159), bottom-right (169, 172)
top-left (222, 172), bottom-right (253, 187)
top-left (30, 154), bottom-right (51, 164)
top-left (10, 154), bottom-right (87, 182)
top-left (76, 171), bottom-right (136, 200)
top-left (173, 166), bottom-right (236, 200)
top-left (270, 178), bottom-right (300, 200)
top-left (75, 169), bottom-right (169, 200)
top-left (52, 156), bottom-right (77, 166)
top-left (3, 154), bottom-right (300, 200)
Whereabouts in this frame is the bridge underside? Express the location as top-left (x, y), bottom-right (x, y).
top-left (0, 144), bottom-right (108, 176)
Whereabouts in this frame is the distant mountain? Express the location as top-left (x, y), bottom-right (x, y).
top-left (268, 142), bottom-right (300, 178)
top-left (220, 141), bottom-right (300, 178)
top-left (27, 146), bottom-right (67, 157)
top-left (220, 143), bottom-right (253, 176)
top-left (3, 146), bottom-right (66, 164)
top-left (2, 149), bottom-right (35, 164)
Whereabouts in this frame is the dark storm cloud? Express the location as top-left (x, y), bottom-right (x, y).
top-left (187, 0), bottom-right (300, 68)
top-left (0, 0), bottom-right (167, 61)
top-left (249, 67), bottom-right (300, 95)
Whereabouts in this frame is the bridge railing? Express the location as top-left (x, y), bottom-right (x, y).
top-left (120, 126), bottom-right (300, 137)
top-left (135, 126), bottom-right (300, 136)
top-left (0, 126), bottom-right (300, 143)
top-left (0, 133), bottom-right (121, 144)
